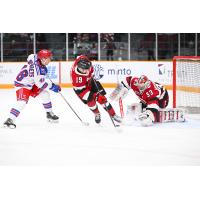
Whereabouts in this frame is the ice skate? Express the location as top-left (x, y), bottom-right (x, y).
top-left (95, 113), bottom-right (101, 124)
top-left (46, 112), bottom-right (59, 123)
top-left (112, 114), bottom-right (122, 123)
top-left (3, 118), bottom-right (16, 129)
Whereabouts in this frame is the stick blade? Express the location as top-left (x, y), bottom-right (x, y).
top-left (82, 121), bottom-right (90, 126)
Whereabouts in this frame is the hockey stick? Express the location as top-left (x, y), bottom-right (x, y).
top-left (59, 92), bottom-right (89, 126)
top-left (92, 78), bottom-right (120, 128)
top-left (47, 76), bottom-right (89, 126)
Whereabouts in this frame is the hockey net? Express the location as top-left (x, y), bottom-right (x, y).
top-left (173, 56), bottom-right (200, 113)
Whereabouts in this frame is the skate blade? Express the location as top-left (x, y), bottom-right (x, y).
top-left (114, 124), bottom-right (120, 127)
top-left (47, 119), bottom-right (59, 123)
top-left (3, 124), bottom-right (16, 129)
top-left (112, 118), bottom-right (122, 123)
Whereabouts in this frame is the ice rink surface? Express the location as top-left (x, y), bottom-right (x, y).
top-left (0, 88), bottom-right (200, 165)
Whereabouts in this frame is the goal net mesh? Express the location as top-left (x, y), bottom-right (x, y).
top-left (174, 57), bottom-right (200, 113)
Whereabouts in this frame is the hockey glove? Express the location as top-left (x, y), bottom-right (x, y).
top-left (30, 85), bottom-right (41, 97)
top-left (50, 83), bottom-right (61, 93)
top-left (97, 94), bottom-right (107, 104)
top-left (138, 110), bottom-right (155, 126)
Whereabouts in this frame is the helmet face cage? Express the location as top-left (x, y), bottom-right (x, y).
top-left (138, 75), bottom-right (149, 90)
top-left (77, 59), bottom-right (91, 70)
top-left (132, 77), bottom-right (139, 86)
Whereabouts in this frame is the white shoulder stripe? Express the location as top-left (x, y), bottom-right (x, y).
top-left (73, 85), bottom-right (86, 90)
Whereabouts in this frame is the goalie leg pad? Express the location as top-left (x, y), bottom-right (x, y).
top-left (159, 108), bottom-right (185, 123)
top-left (127, 103), bottom-right (142, 114)
top-left (126, 103), bottom-right (142, 121)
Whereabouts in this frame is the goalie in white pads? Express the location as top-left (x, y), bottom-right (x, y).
top-left (3, 49), bottom-right (61, 129)
top-left (110, 75), bottom-right (185, 126)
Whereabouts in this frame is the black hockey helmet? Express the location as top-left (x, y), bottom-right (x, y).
top-left (77, 58), bottom-right (91, 70)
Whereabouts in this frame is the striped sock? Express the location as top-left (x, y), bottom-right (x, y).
top-left (10, 108), bottom-right (20, 120)
top-left (43, 102), bottom-right (52, 112)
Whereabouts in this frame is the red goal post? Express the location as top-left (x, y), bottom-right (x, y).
top-left (173, 56), bottom-right (200, 113)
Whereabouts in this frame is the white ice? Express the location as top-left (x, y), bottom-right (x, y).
top-left (0, 88), bottom-right (200, 165)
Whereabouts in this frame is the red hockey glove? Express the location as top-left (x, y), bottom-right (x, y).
top-left (30, 85), bottom-right (41, 98)
top-left (97, 94), bottom-right (107, 104)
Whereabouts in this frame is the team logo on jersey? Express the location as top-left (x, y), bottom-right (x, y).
top-left (93, 64), bottom-right (104, 80)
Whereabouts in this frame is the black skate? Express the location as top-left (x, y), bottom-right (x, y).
top-left (95, 113), bottom-right (101, 124)
top-left (112, 114), bottom-right (122, 123)
top-left (47, 112), bottom-right (59, 123)
top-left (3, 118), bottom-right (16, 129)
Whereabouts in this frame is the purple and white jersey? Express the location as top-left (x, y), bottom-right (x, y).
top-left (14, 54), bottom-right (52, 90)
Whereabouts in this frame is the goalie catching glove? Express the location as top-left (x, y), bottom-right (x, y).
top-left (110, 82), bottom-right (129, 101)
top-left (138, 110), bottom-right (155, 126)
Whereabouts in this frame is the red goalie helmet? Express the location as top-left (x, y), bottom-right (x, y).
top-left (138, 75), bottom-right (148, 84)
top-left (37, 49), bottom-right (52, 60)
top-left (131, 77), bottom-right (139, 86)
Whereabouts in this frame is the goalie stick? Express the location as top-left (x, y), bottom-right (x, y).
top-left (119, 97), bottom-right (124, 118)
top-left (116, 69), bottom-right (124, 118)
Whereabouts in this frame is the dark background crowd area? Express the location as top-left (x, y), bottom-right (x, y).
top-left (0, 33), bottom-right (199, 62)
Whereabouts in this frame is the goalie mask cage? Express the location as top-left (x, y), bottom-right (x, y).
top-left (173, 56), bottom-right (200, 113)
